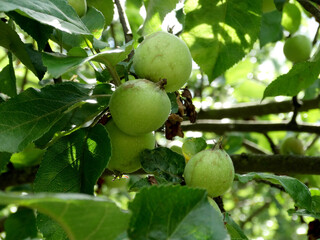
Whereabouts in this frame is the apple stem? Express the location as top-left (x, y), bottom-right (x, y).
top-left (156, 78), bottom-right (167, 90)
top-left (213, 136), bottom-right (224, 150)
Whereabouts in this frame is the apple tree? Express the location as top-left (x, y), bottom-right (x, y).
top-left (0, 0), bottom-right (320, 239)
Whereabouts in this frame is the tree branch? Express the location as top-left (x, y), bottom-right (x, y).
top-left (297, 0), bottom-right (320, 22)
top-left (182, 120), bottom-right (320, 134)
top-left (1, 154), bottom-right (320, 190)
top-left (197, 96), bottom-right (320, 120)
top-left (114, 0), bottom-right (133, 43)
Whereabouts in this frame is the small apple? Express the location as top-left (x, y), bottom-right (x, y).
top-left (281, 3), bottom-right (301, 34)
top-left (133, 31), bottom-right (192, 92)
top-left (280, 136), bottom-right (304, 155)
top-left (67, 0), bottom-right (87, 17)
top-left (109, 79), bottom-right (171, 136)
top-left (207, 197), bottom-right (222, 217)
top-left (184, 146), bottom-right (235, 198)
top-left (105, 119), bottom-right (155, 173)
top-left (283, 35), bottom-right (312, 63)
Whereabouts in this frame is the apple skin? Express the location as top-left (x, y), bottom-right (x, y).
top-left (283, 35), bottom-right (312, 63)
top-left (105, 119), bottom-right (155, 173)
top-left (105, 176), bottom-right (129, 190)
top-left (184, 149), bottom-right (235, 198)
top-left (133, 31), bottom-right (192, 92)
top-left (281, 3), bottom-right (301, 34)
top-left (67, 0), bottom-right (87, 17)
top-left (109, 79), bottom-right (171, 136)
top-left (280, 137), bottom-right (304, 155)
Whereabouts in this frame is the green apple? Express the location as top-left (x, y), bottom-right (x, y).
top-left (184, 148), bottom-right (234, 198)
top-left (263, 0), bottom-right (276, 13)
top-left (67, 0), bottom-right (87, 17)
top-left (280, 136), bottom-right (304, 155)
top-left (281, 3), bottom-right (301, 34)
top-left (105, 119), bottom-right (155, 173)
top-left (207, 197), bottom-right (222, 217)
top-left (105, 176), bottom-right (129, 190)
top-left (283, 35), bottom-right (312, 63)
top-left (109, 79), bottom-right (171, 136)
top-left (133, 31), bottom-right (192, 92)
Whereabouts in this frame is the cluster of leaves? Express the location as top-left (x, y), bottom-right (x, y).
top-left (0, 0), bottom-right (320, 239)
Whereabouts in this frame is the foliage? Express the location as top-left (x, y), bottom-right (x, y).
top-left (0, 0), bottom-right (320, 239)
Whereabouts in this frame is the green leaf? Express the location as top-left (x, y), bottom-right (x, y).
top-left (182, 0), bottom-right (261, 80)
top-left (129, 176), bottom-right (170, 192)
top-left (167, 92), bottom-right (179, 113)
top-left (182, 137), bottom-right (207, 160)
top-left (34, 125), bottom-right (110, 195)
top-left (8, 11), bottom-right (53, 51)
top-left (10, 143), bottom-right (45, 168)
top-left (259, 10), bottom-right (283, 47)
top-left (236, 172), bottom-right (312, 211)
top-left (263, 48), bottom-right (320, 98)
top-left (0, 191), bottom-right (131, 240)
top-left (0, 0), bottom-right (90, 35)
top-left (43, 41), bottom-right (134, 78)
top-left (0, 53), bottom-right (16, 97)
top-left (53, 7), bottom-right (105, 50)
top-left (128, 185), bottom-right (229, 240)
top-left (0, 20), bottom-right (45, 79)
top-left (4, 207), bottom-right (38, 240)
top-left (87, 0), bottom-right (114, 28)
top-left (0, 82), bottom-right (92, 153)
top-left (140, 147), bottom-right (186, 183)
top-left (225, 213), bottom-right (248, 240)
top-left (140, 0), bottom-right (179, 35)
top-left (0, 152), bottom-right (11, 172)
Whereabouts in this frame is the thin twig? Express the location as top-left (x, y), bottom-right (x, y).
top-left (182, 120), bottom-right (320, 135)
top-left (263, 133), bottom-right (279, 154)
top-left (313, 24), bottom-right (320, 46)
top-left (240, 202), bottom-right (271, 228)
top-left (289, 96), bottom-right (302, 125)
top-left (306, 134), bottom-right (319, 151)
top-left (20, 67), bottom-right (29, 92)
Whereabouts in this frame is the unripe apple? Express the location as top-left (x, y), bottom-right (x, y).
top-left (281, 3), bottom-right (301, 34)
top-left (109, 79), bottom-right (171, 136)
top-left (105, 176), bottom-right (129, 190)
top-left (105, 119), bottom-right (155, 173)
top-left (280, 136), bottom-right (304, 155)
top-left (283, 35), bottom-right (312, 63)
top-left (133, 31), bottom-right (192, 92)
top-left (207, 197), bottom-right (222, 217)
top-left (184, 147), bottom-right (235, 198)
top-left (67, 0), bottom-right (87, 17)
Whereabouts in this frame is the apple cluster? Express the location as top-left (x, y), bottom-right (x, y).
top-left (106, 31), bottom-right (192, 173)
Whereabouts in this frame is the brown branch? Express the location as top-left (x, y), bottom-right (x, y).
top-left (197, 96), bottom-right (320, 120)
top-left (182, 120), bottom-right (320, 135)
top-left (232, 154), bottom-right (320, 175)
top-left (1, 154), bottom-right (320, 190)
top-left (297, 0), bottom-right (320, 22)
top-left (114, 0), bottom-right (133, 43)
top-left (289, 96), bottom-right (302, 125)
